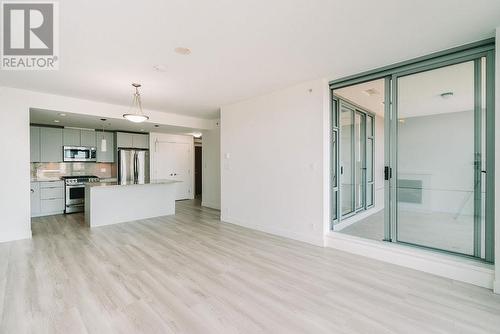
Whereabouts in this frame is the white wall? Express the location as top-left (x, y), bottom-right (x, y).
top-left (220, 79), bottom-right (329, 246)
top-left (0, 86), bottom-right (213, 243)
top-left (202, 124), bottom-right (221, 210)
top-left (0, 89), bottom-right (31, 242)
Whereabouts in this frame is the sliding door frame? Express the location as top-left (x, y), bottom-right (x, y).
top-left (329, 39), bottom-right (495, 262)
top-left (334, 98), bottom-right (375, 222)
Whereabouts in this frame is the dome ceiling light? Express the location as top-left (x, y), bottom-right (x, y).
top-left (123, 83), bottom-right (149, 123)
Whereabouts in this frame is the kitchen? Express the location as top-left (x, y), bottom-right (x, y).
top-left (29, 107), bottom-right (199, 227)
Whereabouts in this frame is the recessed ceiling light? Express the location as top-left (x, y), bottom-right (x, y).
top-left (440, 92), bottom-right (454, 99)
top-left (153, 64), bottom-right (167, 72)
top-left (58, 112), bottom-right (66, 117)
top-left (54, 119), bottom-right (60, 123)
top-left (363, 88), bottom-right (379, 96)
top-left (174, 47), bottom-right (191, 55)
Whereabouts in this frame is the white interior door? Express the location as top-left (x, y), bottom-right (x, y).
top-left (173, 143), bottom-right (192, 200)
top-left (153, 141), bottom-right (192, 200)
top-left (154, 142), bottom-right (176, 179)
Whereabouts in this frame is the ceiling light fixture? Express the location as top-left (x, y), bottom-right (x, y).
top-left (440, 92), bottom-right (454, 99)
top-left (174, 47), bottom-right (191, 55)
top-left (363, 88), bottom-right (379, 96)
top-left (58, 112), bottom-right (66, 117)
top-left (123, 83), bottom-right (149, 123)
top-left (192, 132), bottom-right (202, 138)
top-left (100, 118), bottom-right (107, 152)
top-left (53, 119), bottom-right (60, 123)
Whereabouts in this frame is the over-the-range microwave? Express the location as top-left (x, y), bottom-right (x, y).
top-left (63, 146), bottom-right (97, 162)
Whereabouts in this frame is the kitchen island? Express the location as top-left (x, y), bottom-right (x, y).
top-left (85, 179), bottom-right (179, 227)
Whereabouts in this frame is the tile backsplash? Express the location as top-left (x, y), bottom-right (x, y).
top-left (31, 162), bottom-right (116, 180)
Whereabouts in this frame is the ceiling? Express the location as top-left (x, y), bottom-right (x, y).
top-left (334, 61), bottom-right (476, 118)
top-left (30, 109), bottom-right (200, 136)
top-left (334, 79), bottom-right (385, 116)
top-left (2, 0), bottom-right (500, 119)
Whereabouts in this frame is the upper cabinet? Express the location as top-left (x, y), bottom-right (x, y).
top-left (63, 128), bottom-right (96, 147)
top-left (96, 132), bottom-right (115, 163)
top-left (132, 134), bottom-right (149, 149)
top-left (40, 127), bottom-right (63, 162)
top-left (63, 128), bottom-right (80, 146)
top-left (116, 132), bottom-right (149, 149)
top-left (81, 130), bottom-right (96, 147)
top-left (30, 126), bottom-right (41, 162)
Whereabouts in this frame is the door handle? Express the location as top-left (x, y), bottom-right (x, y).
top-left (384, 166), bottom-right (392, 180)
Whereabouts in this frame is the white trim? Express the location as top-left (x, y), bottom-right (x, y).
top-left (222, 215), bottom-right (325, 247)
top-left (201, 201), bottom-right (221, 210)
top-left (495, 280), bottom-right (500, 294)
top-left (326, 231), bottom-right (494, 289)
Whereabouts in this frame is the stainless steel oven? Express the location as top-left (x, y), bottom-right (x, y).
top-left (62, 176), bottom-right (100, 213)
top-left (63, 146), bottom-right (97, 162)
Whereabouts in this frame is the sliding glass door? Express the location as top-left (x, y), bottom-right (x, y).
top-left (339, 101), bottom-right (374, 219)
top-left (392, 55), bottom-right (492, 260)
top-left (330, 40), bottom-right (495, 262)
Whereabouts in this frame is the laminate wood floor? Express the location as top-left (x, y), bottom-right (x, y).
top-left (1, 200), bottom-right (499, 333)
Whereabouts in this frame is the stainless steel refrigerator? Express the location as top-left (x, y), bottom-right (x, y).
top-left (118, 149), bottom-right (150, 184)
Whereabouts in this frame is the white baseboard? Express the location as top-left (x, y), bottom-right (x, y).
top-left (222, 215), bottom-right (324, 247)
top-left (0, 230), bottom-right (32, 244)
top-left (325, 232), bottom-right (494, 289)
top-left (201, 201), bottom-right (221, 210)
top-left (494, 280), bottom-right (500, 294)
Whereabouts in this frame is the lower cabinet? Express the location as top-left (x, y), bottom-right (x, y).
top-left (31, 181), bottom-right (65, 217)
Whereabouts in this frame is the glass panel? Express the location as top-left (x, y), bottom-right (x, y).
top-left (367, 115), bottom-right (373, 137)
top-left (331, 191), bottom-right (338, 222)
top-left (367, 138), bottom-right (374, 183)
top-left (396, 61), bottom-right (476, 256)
top-left (332, 131), bottom-right (338, 188)
top-left (332, 99), bottom-right (339, 128)
top-left (367, 183), bottom-right (374, 207)
top-left (355, 111), bottom-right (366, 210)
top-left (340, 105), bottom-right (354, 215)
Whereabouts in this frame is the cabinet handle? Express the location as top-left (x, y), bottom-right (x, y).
top-left (30, 189), bottom-right (34, 193)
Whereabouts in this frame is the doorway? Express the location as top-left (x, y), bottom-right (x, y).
top-left (195, 146), bottom-right (202, 198)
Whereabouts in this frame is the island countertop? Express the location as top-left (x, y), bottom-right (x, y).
top-left (87, 179), bottom-right (180, 188)
top-left (85, 179), bottom-right (178, 227)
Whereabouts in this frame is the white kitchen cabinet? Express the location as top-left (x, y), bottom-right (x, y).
top-left (30, 126), bottom-right (41, 162)
top-left (63, 128), bottom-right (81, 146)
top-left (30, 182), bottom-right (41, 216)
top-left (32, 181), bottom-right (65, 217)
top-left (132, 134), bottom-right (149, 149)
top-left (63, 128), bottom-right (96, 147)
top-left (40, 127), bottom-right (63, 162)
top-left (116, 132), bottom-right (133, 148)
top-left (80, 130), bottom-right (96, 147)
top-left (116, 132), bottom-right (149, 149)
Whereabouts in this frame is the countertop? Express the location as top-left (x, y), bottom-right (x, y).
top-left (31, 177), bottom-right (63, 182)
top-left (86, 179), bottom-right (180, 188)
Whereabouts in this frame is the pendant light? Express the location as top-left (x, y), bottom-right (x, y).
top-left (100, 118), bottom-right (107, 152)
top-left (123, 83), bottom-right (149, 123)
